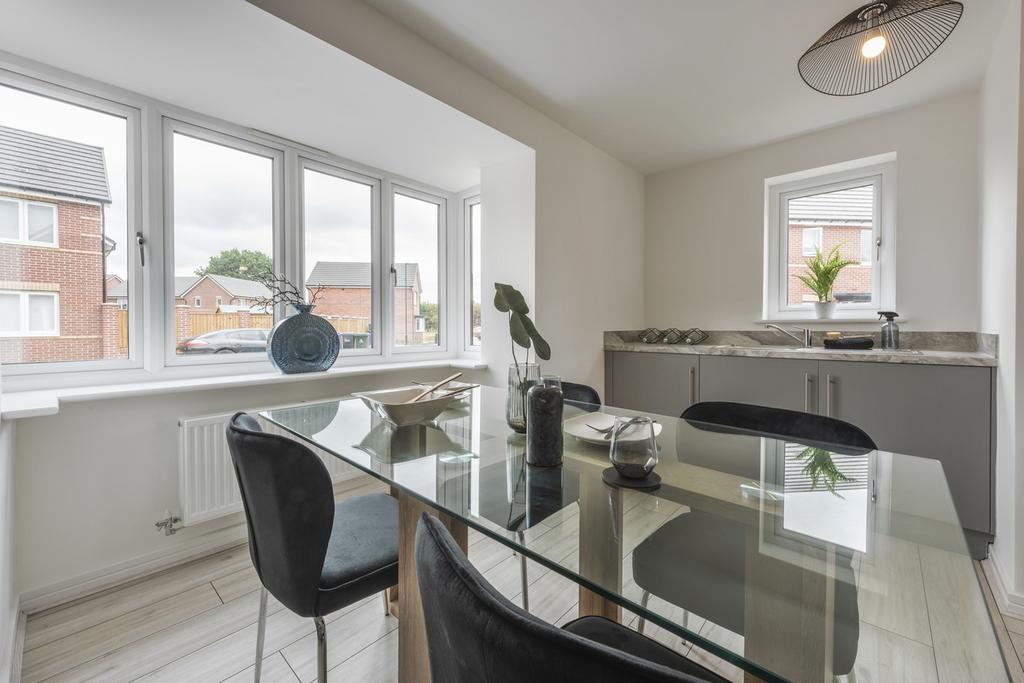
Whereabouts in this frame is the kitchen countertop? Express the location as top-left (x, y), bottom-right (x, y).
top-left (604, 331), bottom-right (998, 367)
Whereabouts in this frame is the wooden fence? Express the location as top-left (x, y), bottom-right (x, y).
top-left (177, 311), bottom-right (367, 341)
top-left (117, 309), bottom-right (129, 348)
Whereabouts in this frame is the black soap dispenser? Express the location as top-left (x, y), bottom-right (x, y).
top-left (879, 311), bottom-right (900, 350)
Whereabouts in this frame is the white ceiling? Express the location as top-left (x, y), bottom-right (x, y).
top-left (0, 0), bottom-right (528, 191)
top-left (365, 0), bottom-right (1009, 174)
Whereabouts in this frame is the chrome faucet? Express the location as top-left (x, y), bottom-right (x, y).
top-left (765, 323), bottom-right (813, 347)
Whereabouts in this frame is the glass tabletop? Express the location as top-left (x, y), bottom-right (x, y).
top-left (261, 386), bottom-right (1006, 682)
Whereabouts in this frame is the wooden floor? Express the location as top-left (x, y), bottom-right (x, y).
top-left (17, 475), bottom-right (1013, 682)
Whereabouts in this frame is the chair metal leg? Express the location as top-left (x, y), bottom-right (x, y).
top-left (517, 530), bottom-right (529, 611)
top-left (314, 616), bottom-right (327, 683)
top-left (254, 587), bottom-right (268, 682)
top-left (381, 589), bottom-right (390, 615)
top-left (637, 590), bottom-right (650, 634)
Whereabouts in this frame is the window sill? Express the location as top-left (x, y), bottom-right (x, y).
top-left (0, 358), bottom-right (487, 420)
top-left (756, 318), bottom-right (904, 325)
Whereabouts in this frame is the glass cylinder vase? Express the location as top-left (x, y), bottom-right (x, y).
top-left (505, 362), bottom-right (540, 433)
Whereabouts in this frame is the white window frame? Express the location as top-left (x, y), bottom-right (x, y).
top-left (764, 154), bottom-right (896, 321)
top-left (463, 193), bottom-right (482, 352)
top-left (0, 68), bottom-right (144, 378)
top-left (0, 290), bottom-right (59, 337)
top-left (801, 227), bottom-right (822, 257)
top-left (0, 197), bottom-right (59, 247)
top-left (388, 183), bottom-right (448, 357)
top-left (859, 229), bottom-right (874, 264)
top-left (0, 57), bottom-right (469, 389)
top-left (162, 118), bottom-right (285, 368)
top-left (297, 157), bottom-right (383, 361)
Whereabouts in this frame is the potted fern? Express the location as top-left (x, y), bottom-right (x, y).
top-left (798, 246), bottom-right (857, 319)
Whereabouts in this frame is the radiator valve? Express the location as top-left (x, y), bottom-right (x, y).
top-left (155, 512), bottom-right (182, 536)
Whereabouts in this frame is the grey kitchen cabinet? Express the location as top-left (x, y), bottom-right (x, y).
top-left (605, 351), bottom-right (699, 416)
top-left (819, 360), bottom-right (994, 554)
top-left (698, 356), bottom-right (819, 413)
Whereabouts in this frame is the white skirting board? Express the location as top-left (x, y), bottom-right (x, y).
top-left (17, 521), bottom-right (249, 616)
top-left (983, 556), bottom-right (1024, 619)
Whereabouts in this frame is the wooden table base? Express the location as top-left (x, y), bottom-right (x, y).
top-left (396, 490), bottom-right (468, 683)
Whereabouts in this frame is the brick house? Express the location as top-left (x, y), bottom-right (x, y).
top-left (307, 261), bottom-right (424, 345)
top-left (0, 124), bottom-right (123, 364)
top-left (787, 185), bottom-right (874, 305)
top-left (174, 274), bottom-right (270, 313)
top-left (107, 273), bottom-right (270, 314)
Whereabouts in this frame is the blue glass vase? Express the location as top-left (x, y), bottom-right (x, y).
top-left (267, 304), bottom-right (340, 374)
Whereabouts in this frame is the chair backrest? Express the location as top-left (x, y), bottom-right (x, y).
top-left (681, 401), bottom-right (876, 453)
top-left (225, 412), bottom-right (335, 617)
top-left (562, 381), bottom-right (601, 408)
top-left (414, 513), bottom-right (706, 683)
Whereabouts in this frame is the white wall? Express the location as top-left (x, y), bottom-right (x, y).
top-left (983, 0), bottom-right (1024, 605)
top-left (645, 91), bottom-right (981, 331)
top-left (247, 0), bottom-right (646, 394)
top-left (12, 366), bottom-right (486, 604)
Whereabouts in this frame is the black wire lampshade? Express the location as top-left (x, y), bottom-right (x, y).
top-left (798, 1), bottom-right (963, 96)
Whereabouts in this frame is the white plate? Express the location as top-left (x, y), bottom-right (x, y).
top-left (563, 412), bottom-right (662, 446)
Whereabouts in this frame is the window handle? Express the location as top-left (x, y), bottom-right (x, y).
top-left (390, 265), bottom-right (397, 286)
top-left (136, 231), bottom-right (146, 267)
top-left (875, 236), bottom-right (882, 261)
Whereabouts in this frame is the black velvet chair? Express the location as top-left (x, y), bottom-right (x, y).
top-left (632, 401), bottom-right (876, 679)
top-left (680, 401), bottom-right (875, 454)
top-left (562, 381), bottom-right (602, 408)
top-left (415, 513), bottom-right (728, 683)
top-left (226, 413), bottom-right (399, 683)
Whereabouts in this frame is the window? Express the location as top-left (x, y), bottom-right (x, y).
top-left (0, 198), bottom-right (58, 246)
top-left (801, 227), bottom-right (821, 257)
top-left (168, 124), bottom-right (279, 360)
top-left (765, 156), bottom-right (895, 320)
top-left (300, 162), bottom-right (379, 356)
top-left (0, 291), bottom-right (59, 336)
top-left (0, 77), bottom-right (137, 368)
top-left (467, 197), bottom-right (482, 348)
top-left (393, 189), bottom-right (443, 349)
top-left (860, 229), bottom-right (874, 264)
top-left (2, 63), bottom-right (472, 384)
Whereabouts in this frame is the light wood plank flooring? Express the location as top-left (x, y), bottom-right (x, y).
top-left (18, 476), bottom-right (1014, 682)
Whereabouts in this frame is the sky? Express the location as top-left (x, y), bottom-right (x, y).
top-left (0, 83), bottom-right (443, 304)
top-left (173, 134), bottom-right (441, 303)
top-left (0, 83), bottom-right (129, 278)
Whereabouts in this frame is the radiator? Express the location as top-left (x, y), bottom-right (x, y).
top-left (178, 411), bottom-right (355, 526)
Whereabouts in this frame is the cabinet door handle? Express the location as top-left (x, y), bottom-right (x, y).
top-left (826, 374), bottom-right (835, 417)
top-left (804, 373), bottom-right (814, 413)
top-left (688, 366), bottom-right (696, 405)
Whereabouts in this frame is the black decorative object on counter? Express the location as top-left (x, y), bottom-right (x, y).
top-left (268, 303), bottom-right (340, 374)
top-left (683, 328), bottom-right (709, 345)
top-left (527, 376), bottom-right (564, 467)
top-left (639, 328), bottom-right (663, 344)
top-left (661, 328), bottom-right (685, 344)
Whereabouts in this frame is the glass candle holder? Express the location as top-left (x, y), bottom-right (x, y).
top-left (609, 416), bottom-right (658, 479)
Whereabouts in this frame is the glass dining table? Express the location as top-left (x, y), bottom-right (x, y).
top-left (261, 386), bottom-right (1007, 683)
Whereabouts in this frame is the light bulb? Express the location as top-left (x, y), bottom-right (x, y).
top-left (861, 33), bottom-right (887, 58)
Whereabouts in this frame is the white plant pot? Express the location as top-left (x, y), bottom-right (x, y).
top-left (814, 301), bottom-right (836, 319)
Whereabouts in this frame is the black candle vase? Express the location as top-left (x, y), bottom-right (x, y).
top-left (526, 378), bottom-right (564, 467)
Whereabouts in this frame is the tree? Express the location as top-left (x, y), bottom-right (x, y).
top-left (420, 301), bottom-right (438, 332)
top-left (195, 249), bottom-right (272, 281)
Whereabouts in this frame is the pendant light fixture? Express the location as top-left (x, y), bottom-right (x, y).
top-left (798, 1), bottom-right (963, 96)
